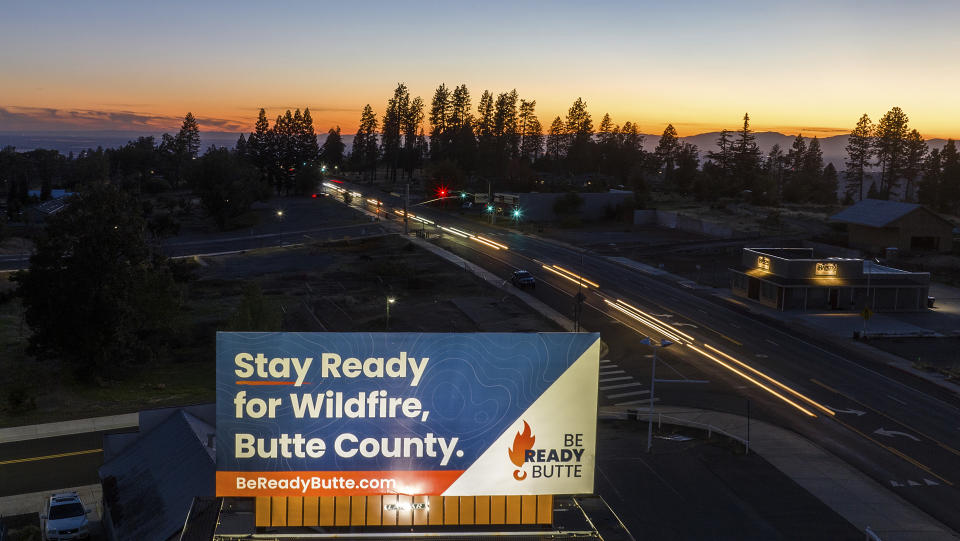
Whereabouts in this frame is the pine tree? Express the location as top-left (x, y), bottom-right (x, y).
top-left (844, 114), bottom-right (873, 201)
top-left (764, 144), bottom-right (786, 201)
top-left (654, 124), bottom-right (681, 191)
top-left (299, 108), bottom-right (320, 166)
top-left (818, 163), bottom-right (839, 204)
top-left (493, 90), bottom-right (520, 161)
top-left (874, 107), bottom-right (910, 199)
top-left (564, 97), bottom-right (593, 172)
top-left (320, 127), bottom-right (345, 168)
top-left (941, 140), bottom-right (960, 213)
top-left (236, 133), bottom-right (248, 159)
top-left (518, 99), bottom-right (542, 162)
top-left (704, 130), bottom-right (734, 197)
top-left (176, 112), bottom-right (201, 158)
top-left (448, 85), bottom-right (475, 171)
top-left (732, 113), bottom-right (762, 194)
top-left (351, 104), bottom-right (379, 181)
top-left (402, 96), bottom-right (424, 179)
top-left (546, 116), bottom-right (565, 161)
top-left (429, 84), bottom-right (451, 160)
top-left (802, 137), bottom-right (825, 203)
top-left (902, 129), bottom-right (927, 202)
top-left (783, 134), bottom-right (807, 202)
top-left (249, 108), bottom-right (272, 176)
top-left (918, 148), bottom-right (942, 206)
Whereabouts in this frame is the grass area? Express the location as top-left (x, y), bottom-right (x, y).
top-left (0, 234), bottom-right (560, 427)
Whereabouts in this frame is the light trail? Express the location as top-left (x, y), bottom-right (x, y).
top-left (439, 226), bottom-right (469, 238)
top-left (446, 226), bottom-right (471, 237)
top-left (411, 216), bottom-right (434, 225)
top-left (471, 236), bottom-right (503, 250)
top-left (475, 236), bottom-right (508, 250)
top-left (704, 344), bottom-right (835, 416)
top-left (687, 344), bottom-right (817, 417)
top-left (615, 299), bottom-right (694, 342)
top-left (366, 198), bottom-right (382, 206)
top-left (603, 299), bottom-right (683, 343)
top-left (551, 265), bottom-right (599, 287)
top-left (542, 265), bottom-right (596, 288)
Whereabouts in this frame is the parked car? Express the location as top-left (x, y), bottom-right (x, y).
top-left (511, 270), bottom-right (535, 289)
top-left (42, 493), bottom-right (90, 541)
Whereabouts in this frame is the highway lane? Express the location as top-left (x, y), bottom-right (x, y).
top-left (325, 179), bottom-right (960, 531)
top-left (0, 430), bottom-right (132, 498)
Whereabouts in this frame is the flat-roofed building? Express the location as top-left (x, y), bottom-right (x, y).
top-left (730, 248), bottom-right (930, 312)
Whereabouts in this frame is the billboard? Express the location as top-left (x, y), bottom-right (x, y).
top-left (215, 332), bottom-right (599, 497)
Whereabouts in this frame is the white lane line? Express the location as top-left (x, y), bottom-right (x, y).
top-left (611, 391), bottom-right (656, 400)
top-left (766, 339), bottom-right (779, 347)
top-left (600, 359), bottom-right (612, 364)
top-left (600, 382), bottom-right (645, 391)
top-left (599, 376), bottom-right (633, 383)
top-left (887, 394), bottom-right (907, 405)
top-left (600, 370), bottom-right (626, 376)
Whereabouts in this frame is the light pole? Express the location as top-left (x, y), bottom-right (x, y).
top-left (641, 337), bottom-right (673, 453)
top-left (863, 257), bottom-right (879, 338)
top-left (386, 297), bottom-right (396, 330)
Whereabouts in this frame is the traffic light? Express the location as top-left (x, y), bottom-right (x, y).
top-left (512, 208), bottom-right (522, 218)
top-left (460, 192), bottom-right (467, 199)
top-left (486, 204), bottom-right (494, 212)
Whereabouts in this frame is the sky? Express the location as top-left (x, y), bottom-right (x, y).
top-left (2, 0), bottom-right (959, 138)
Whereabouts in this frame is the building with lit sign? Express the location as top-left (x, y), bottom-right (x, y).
top-left (730, 248), bottom-right (930, 312)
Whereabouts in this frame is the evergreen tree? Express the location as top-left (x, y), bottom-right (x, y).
top-left (564, 97), bottom-right (594, 172)
top-left (298, 108), bottom-right (320, 166)
top-left (674, 143), bottom-right (699, 195)
top-left (518, 99), bottom-right (543, 162)
top-left (448, 84), bottom-right (475, 171)
top-left (654, 124), bottom-right (681, 191)
top-left (475, 90), bottom-right (496, 174)
top-left (732, 113), bottom-right (762, 194)
top-left (546, 116), bottom-right (566, 161)
top-left (248, 108), bottom-right (272, 176)
top-left (176, 112), bottom-right (201, 158)
top-left (381, 83), bottom-right (409, 184)
top-left (941, 140), bottom-right (960, 213)
top-left (844, 113), bottom-right (873, 201)
top-left (764, 144), bottom-right (786, 202)
top-left (320, 126), bottom-right (345, 169)
top-left (801, 137), bottom-right (825, 203)
top-left (351, 104), bottom-right (379, 181)
top-left (703, 130), bottom-right (734, 198)
top-left (236, 133), bottom-right (248, 159)
top-left (429, 84), bottom-right (451, 160)
top-left (402, 96), bottom-right (424, 180)
top-left (918, 148), bottom-right (942, 206)
top-left (783, 134), bottom-right (807, 202)
top-left (818, 163), bottom-right (839, 204)
top-left (493, 90), bottom-right (520, 162)
top-left (902, 129), bottom-right (927, 202)
top-left (873, 107), bottom-right (910, 199)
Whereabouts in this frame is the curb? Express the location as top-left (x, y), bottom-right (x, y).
top-left (0, 413), bottom-right (139, 444)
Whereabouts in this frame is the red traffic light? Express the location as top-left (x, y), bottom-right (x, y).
top-left (311, 193), bottom-right (318, 198)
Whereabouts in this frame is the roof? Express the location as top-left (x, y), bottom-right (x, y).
top-left (829, 199), bottom-right (945, 228)
top-left (99, 410), bottom-right (215, 541)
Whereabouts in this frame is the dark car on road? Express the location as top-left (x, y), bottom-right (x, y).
top-left (511, 270), bottom-right (535, 289)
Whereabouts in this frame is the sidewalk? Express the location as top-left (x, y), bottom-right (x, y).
top-left (0, 413), bottom-right (138, 444)
top-left (601, 405), bottom-right (959, 541)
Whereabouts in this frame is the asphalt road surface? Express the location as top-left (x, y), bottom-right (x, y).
top-left (323, 179), bottom-right (960, 533)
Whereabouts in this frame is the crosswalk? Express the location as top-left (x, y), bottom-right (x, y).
top-left (598, 359), bottom-right (659, 407)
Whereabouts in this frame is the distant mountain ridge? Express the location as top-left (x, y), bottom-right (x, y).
top-left (2, 130), bottom-right (953, 170)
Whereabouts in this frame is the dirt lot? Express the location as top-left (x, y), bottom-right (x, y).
top-left (0, 234), bottom-right (559, 427)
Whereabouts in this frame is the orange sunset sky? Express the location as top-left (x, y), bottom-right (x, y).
top-left (2, 1), bottom-right (959, 139)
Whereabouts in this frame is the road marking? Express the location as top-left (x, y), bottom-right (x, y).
top-left (908, 480), bottom-right (921, 486)
top-left (599, 370), bottom-right (626, 376)
top-left (611, 392), bottom-right (654, 400)
top-left (765, 339), bottom-right (779, 347)
top-left (599, 376), bottom-right (633, 383)
top-left (890, 480), bottom-right (903, 487)
top-left (887, 394), bottom-right (907, 405)
top-left (0, 448), bottom-right (102, 466)
top-left (811, 378), bottom-right (960, 458)
top-left (600, 382), bottom-right (645, 391)
top-left (600, 359), bottom-right (612, 364)
top-left (755, 354), bottom-right (768, 358)
top-left (827, 407), bottom-right (866, 416)
top-left (874, 428), bottom-right (921, 442)
top-left (925, 478), bottom-right (940, 486)
top-left (615, 397), bottom-right (658, 405)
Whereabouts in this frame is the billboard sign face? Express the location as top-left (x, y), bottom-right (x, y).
top-left (215, 332), bottom-right (599, 497)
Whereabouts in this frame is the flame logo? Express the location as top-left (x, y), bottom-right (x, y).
top-left (508, 420), bottom-right (535, 480)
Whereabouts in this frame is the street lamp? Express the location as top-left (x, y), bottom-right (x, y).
top-left (386, 297), bottom-right (396, 330)
top-left (276, 209), bottom-right (284, 219)
top-left (641, 337), bottom-right (673, 453)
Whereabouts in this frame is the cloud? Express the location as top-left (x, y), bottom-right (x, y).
top-left (0, 106), bottom-right (246, 132)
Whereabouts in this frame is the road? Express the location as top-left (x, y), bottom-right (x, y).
top-left (323, 179), bottom-right (960, 533)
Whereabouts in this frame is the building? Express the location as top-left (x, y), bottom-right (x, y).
top-left (99, 405), bottom-right (216, 541)
top-left (730, 248), bottom-right (930, 312)
top-left (830, 199), bottom-right (954, 254)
